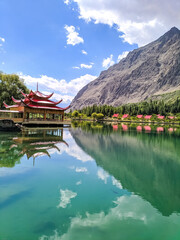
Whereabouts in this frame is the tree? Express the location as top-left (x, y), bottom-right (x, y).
top-left (72, 110), bottom-right (80, 119)
top-left (96, 113), bottom-right (104, 120)
top-left (91, 112), bottom-right (97, 120)
top-left (0, 73), bottom-right (29, 108)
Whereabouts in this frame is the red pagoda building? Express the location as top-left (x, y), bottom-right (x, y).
top-left (2, 85), bottom-right (70, 123)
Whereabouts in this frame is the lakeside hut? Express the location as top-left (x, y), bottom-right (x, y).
top-left (122, 114), bottom-right (129, 119)
top-left (157, 115), bottom-right (165, 120)
top-left (137, 115), bottom-right (143, 119)
top-left (112, 114), bottom-right (119, 118)
top-left (0, 85), bottom-right (70, 124)
top-left (144, 115), bottom-right (152, 120)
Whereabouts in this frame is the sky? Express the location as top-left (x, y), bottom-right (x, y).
top-left (0, 0), bottom-right (180, 106)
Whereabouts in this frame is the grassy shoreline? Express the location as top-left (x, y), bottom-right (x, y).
top-left (69, 118), bottom-right (180, 125)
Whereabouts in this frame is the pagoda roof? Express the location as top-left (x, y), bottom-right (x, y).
top-left (20, 90), bottom-right (27, 97)
top-left (20, 90), bottom-right (54, 100)
top-left (27, 98), bottom-right (63, 105)
top-left (28, 90), bottom-right (54, 99)
top-left (24, 103), bottom-right (70, 111)
top-left (4, 85), bottom-right (70, 111)
top-left (12, 96), bottom-right (21, 103)
top-left (12, 95), bottom-right (62, 106)
top-left (3, 101), bottom-right (20, 108)
top-left (4, 101), bottom-right (70, 111)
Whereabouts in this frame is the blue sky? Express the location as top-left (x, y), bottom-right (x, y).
top-left (0, 0), bottom-right (179, 105)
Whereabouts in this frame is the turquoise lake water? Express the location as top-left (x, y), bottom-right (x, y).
top-left (0, 123), bottom-right (180, 240)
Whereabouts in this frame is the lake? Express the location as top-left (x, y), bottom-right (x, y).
top-left (0, 122), bottom-right (180, 240)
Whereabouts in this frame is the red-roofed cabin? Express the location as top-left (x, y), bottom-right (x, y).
top-left (157, 115), bottom-right (165, 120)
top-left (137, 115), bottom-right (143, 119)
top-left (112, 114), bottom-right (119, 118)
top-left (2, 85), bottom-right (70, 123)
top-left (168, 116), bottom-right (175, 120)
top-left (144, 115), bottom-right (152, 119)
top-left (122, 114), bottom-right (129, 119)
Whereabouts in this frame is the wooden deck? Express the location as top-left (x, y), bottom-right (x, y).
top-left (0, 117), bottom-right (71, 127)
top-left (22, 120), bottom-right (71, 127)
top-left (0, 117), bottom-right (23, 123)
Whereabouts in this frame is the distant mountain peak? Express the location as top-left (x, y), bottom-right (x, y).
top-left (158, 26), bottom-right (180, 43)
top-left (165, 26), bottom-right (180, 36)
top-left (71, 27), bottom-right (180, 110)
top-left (169, 26), bottom-right (180, 33)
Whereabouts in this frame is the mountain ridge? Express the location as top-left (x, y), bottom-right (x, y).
top-left (71, 27), bottom-right (180, 109)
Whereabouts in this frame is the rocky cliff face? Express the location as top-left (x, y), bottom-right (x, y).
top-left (71, 27), bottom-right (180, 109)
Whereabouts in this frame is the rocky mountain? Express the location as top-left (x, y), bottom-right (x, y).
top-left (71, 27), bottom-right (180, 110)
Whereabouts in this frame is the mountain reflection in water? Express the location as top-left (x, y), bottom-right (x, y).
top-left (0, 123), bottom-right (180, 239)
top-left (70, 122), bottom-right (180, 216)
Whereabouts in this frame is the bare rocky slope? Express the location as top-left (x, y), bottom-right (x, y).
top-left (71, 27), bottom-right (180, 110)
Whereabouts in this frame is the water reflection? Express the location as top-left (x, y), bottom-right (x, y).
top-left (0, 128), bottom-right (68, 167)
top-left (71, 122), bottom-right (180, 216)
top-left (1, 123), bottom-right (180, 239)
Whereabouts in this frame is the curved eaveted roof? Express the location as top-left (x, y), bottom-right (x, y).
top-left (29, 98), bottom-right (63, 106)
top-left (3, 102), bottom-right (20, 108)
top-left (12, 96), bottom-right (21, 103)
top-left (28, 90), bottom-right (54, 99)
top-left (24, 104), bottom-right (70, 111)
top-left (4, 87), bottom-right (70, 111)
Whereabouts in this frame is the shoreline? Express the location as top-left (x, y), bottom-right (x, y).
top-left (71, 118), bottom-right (180, 125)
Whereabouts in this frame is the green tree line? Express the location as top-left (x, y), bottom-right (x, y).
top-left (71, 98), bottom-right (180, 117)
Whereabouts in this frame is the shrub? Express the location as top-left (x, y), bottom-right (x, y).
top-left (96, 113), bottom-right (104, 120)
top-left (72, 110), bottom-right (80, 119)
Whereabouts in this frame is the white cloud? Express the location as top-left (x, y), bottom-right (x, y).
top-left (82, 50), bottom-right (87, 55)
top-left (64, 0), bottom-right (70, 5)
top-left (0, 37), bottom-right (5, 43)
top-left (47, 131), bottom-right (94, 162)
top-left (112, 177), bottom-right (123, 189)
top-left (44, 91), bottom-right (74, 103)
top-left (57, 189), bottom-right (77, 208)
top-left (64, 25), bottom-right (84, 46)
top-left (117, 51), bottom-right (129, 62)
top-left (73, 63), bottom-right (93, 69)
top-left (97, 169), bottom-right (109, 184)
top-left (19, 73), bottom-right (97, 103)
top-left (62, 141), bottom-right (93, 162)
top-left (70, 0), bottom-right (180, 46)
top-left (73, 66), bottom-right (80, 69)
top-left (76, 180), bottom-right (82, 185)
top-left (2, 62), bottom-right (5, 65)
top-left (80, 63), bottom-right (92, 69)
top-left (42, 194), bottom-right (172, 240)
top-left (102, 54), bottom-right (115, 68)
top-left (75, 167), bottom-right (88, 173)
